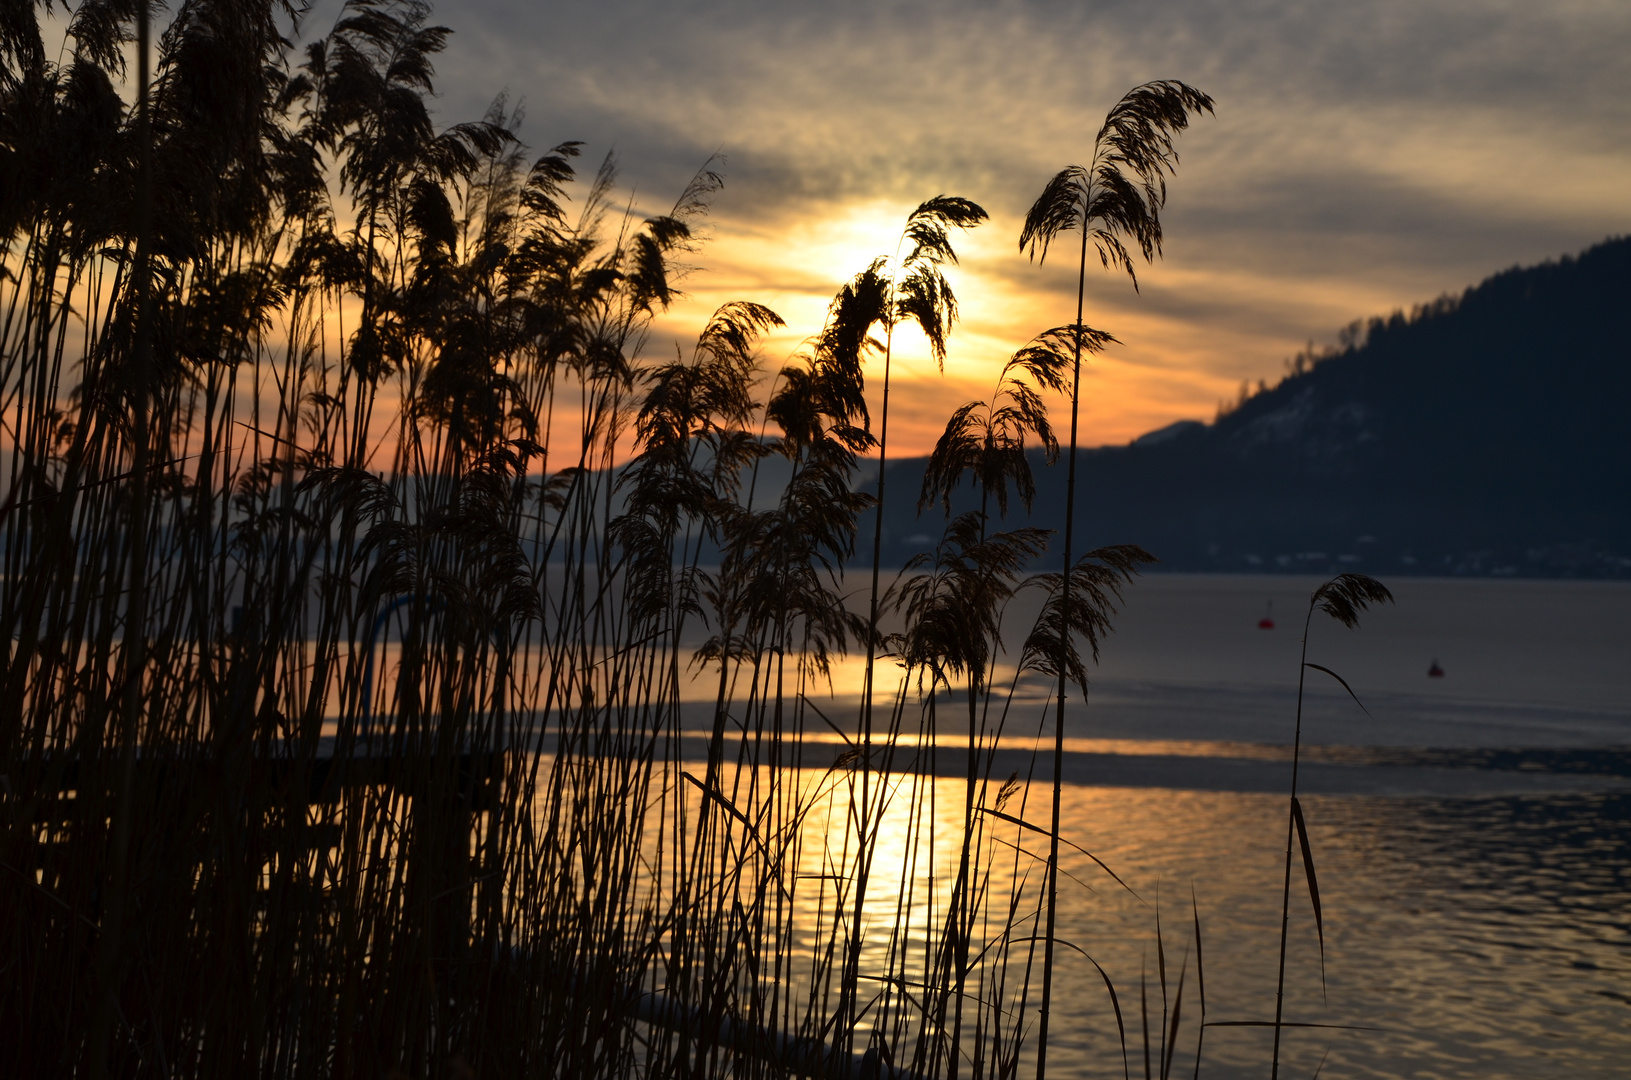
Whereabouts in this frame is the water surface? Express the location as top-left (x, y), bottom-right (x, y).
top-left (1022, 575), bottom-right (1630, 1078)
top-left (802, 575), bottom-right (1631, 1077)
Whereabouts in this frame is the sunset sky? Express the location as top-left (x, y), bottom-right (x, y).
top-left (312, 0), bottom-right (1630, 455)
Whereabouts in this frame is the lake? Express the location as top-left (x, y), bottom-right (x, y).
top-left (586, 572), bottom-right (1630, 1077)
top-left (971, 573), bottom-right (1631, 1079)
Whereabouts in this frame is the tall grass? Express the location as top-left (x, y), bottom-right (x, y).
top-left (1269, 574), bottom-right (1391, 1080)
top-left (1018, 79), bottom-right (1214, 1080)
top-left (0, 4), bottom-right (1240, 1078)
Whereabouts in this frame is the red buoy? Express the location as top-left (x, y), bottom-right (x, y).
top-left (1428, 659), bottom-right (1444, 678)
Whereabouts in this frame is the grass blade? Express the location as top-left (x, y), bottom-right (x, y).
top-left (980, 806), bottom-right (1142, 900)
top-left (1302, 663), bottom-right (1370, 717)
top-left (1191, 887), bottom-right (1206, 1080)
top-left (1156, 898), bottom-right (1169, 1074)
top-left (1162, 954), bottom-right (1185, 1080)
top-left (681, 770), bottom-right (779, 873)
top-left (1141, 953), bottom-right (1152, 1080)
top-left (1290, 796), bottom-right (1327, 997)
top-left (1041, 936), bottom-right (1132, 1080)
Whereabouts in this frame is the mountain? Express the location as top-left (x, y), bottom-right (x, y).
top-left (865, 236), bottom-right (1631, 578)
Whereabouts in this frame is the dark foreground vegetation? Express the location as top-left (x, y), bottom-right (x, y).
top-left (0, 3), bottom-right (1367, 1078)
top-left (869, 237), bottom-right (1631, 578)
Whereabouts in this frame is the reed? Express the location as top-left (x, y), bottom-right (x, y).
top-left (0, 4), bottom-right (1245, 1078)
top-left (1017, 79), bottom-right (1214, 1080)
top-left (1268, 573), bottom-right (1391, 1080)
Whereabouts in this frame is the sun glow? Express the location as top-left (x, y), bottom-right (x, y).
top-left (648, 198), bottom-right (1076, 459)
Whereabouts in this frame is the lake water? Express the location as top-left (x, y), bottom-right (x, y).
top-left (724, 574), bottom-right (1630, 1079)
top-left (963, 574), bottom-right (1631, 1079)
top-left (561, 572), bottom-right (1627, 1077)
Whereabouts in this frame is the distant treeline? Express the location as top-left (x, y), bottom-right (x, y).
top-left (873, 236), bottom-right (1631, 578)
top-left (1218, 291), bottom-right (1467, 421)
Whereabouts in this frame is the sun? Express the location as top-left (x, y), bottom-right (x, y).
top-left (646, 195), bottom-right (1102, 456)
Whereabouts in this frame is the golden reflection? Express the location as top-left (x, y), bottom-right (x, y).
top-left (585, 743), bottom-right (1630, 1078)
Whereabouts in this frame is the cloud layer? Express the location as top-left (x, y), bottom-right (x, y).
top-left (303, 0), bottom-right (1631, 449)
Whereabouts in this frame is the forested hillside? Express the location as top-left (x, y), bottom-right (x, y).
top-left (874, 236), bottom-right (1631, 576)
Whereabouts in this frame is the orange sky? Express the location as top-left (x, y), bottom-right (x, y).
top-left (298, 0), bottom-right (1631, 460)
top-left (640, 198), bottom-right (1372, 455)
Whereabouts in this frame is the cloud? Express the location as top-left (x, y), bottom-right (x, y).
top-left (295, 0), bottom-right (1631, 449)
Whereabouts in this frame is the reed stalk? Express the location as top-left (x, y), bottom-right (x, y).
top-left (1019, 80), bottom-right (1213, 1080)
top-left (0, 7), bottom-right (1207, 1078)
top-left (1270, 574), bottom-right (1391, 1079)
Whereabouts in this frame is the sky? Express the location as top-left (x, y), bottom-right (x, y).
top-left (309, 0), bottom-right (1631, 455)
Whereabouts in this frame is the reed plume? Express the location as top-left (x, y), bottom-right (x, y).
top-left (1018, 79), bottom-right (1213, 1080)
top-left (0, 6), bottom-right (1213, 1078)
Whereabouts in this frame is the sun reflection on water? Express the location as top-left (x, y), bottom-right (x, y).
top-left (589, 749), bottom-right (1629, 1079)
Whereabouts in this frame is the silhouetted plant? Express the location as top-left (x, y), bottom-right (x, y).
top-left (890, 512), bottom-right (1049, 1072)
top-left (919, 325), bottom-right (1095, 521)
top-left (821, 194), bottom-right (987, 1051)
top-left (0, 5), bottom-right (1204, 1078)
top-left (1269, 573), bottom-right (1392, 1080)
top-left (1019, 79), bottom-right (1213, 1079)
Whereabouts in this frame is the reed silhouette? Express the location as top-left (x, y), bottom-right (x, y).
top-left (1018, 79), bottom-right (1213, 1080)
top-left (0, 6), bottom-right (1293, 1079)
top-left (822, 196), bottom-right (988, 1062)
top-left (1270, 573), bottom-right (1391, 1080)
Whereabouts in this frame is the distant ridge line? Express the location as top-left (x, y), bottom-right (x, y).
top-left (862, 235), bottom-right (1631, 578)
